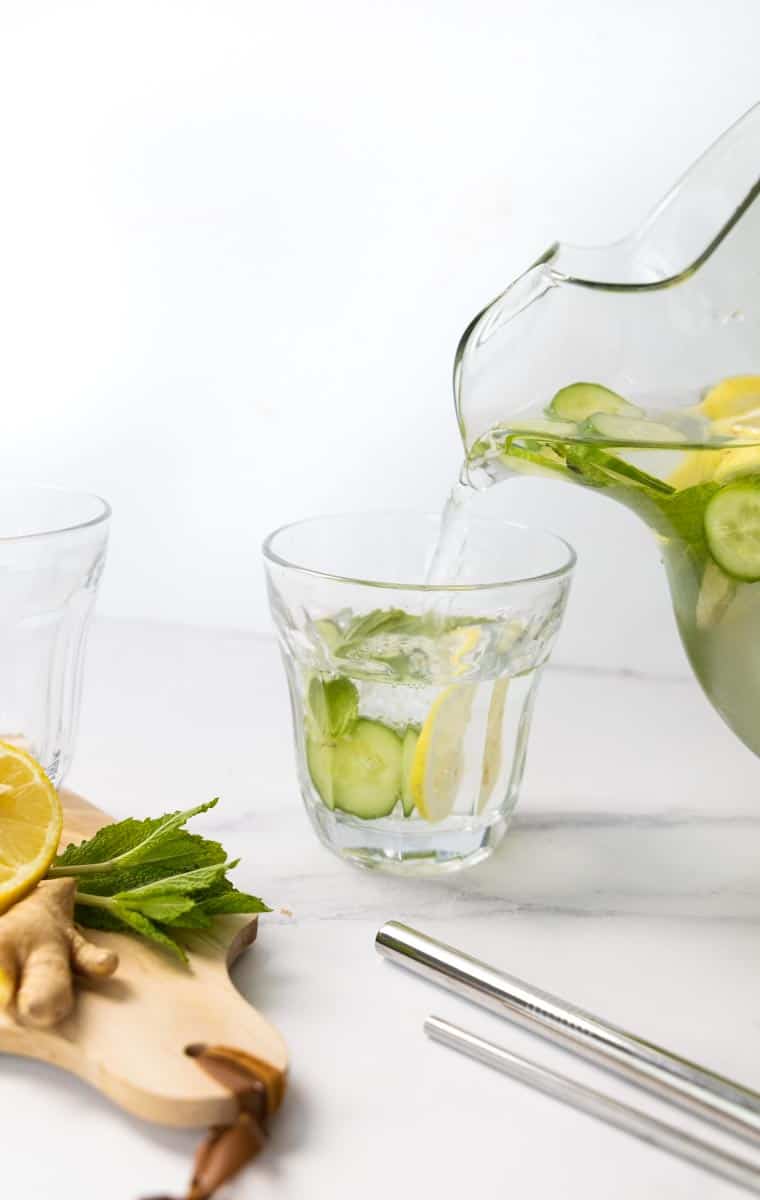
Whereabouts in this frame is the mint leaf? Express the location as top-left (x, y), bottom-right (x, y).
top-left (564, 444), bottom-right (674, 495)
top-left (308, 676), bottom-right (359, 738)
top-left (160, 906), bottom-right (214, 930)
top-left (123, 895), bottom-right (197, 923)
top-left (333, 609), bottom-right (489, 663)
top-left (503, 437), bottom-right (676, 498)
top-left (52, 800), bottom-right (222, 876)
top-left (340, 608), bottom-right (409, 644)
top-left (49, 800), bottom-right (271, 962)
top-left (65, 860), bottom-right (218, 897)
top-left (109, 861), bottom-right (235, 925)
top-left (163, 879), bottom-right (271, 926)
top-left (655, 482), bottom-right (719, 546)
top-left (200, 890), bottom-right (271, 916)
top-left (109, 906), bottom-right (189, 962)
top-left (114, 860), bottom-right (234, 904)
top-left (74, 894), bottom-right (189, 962)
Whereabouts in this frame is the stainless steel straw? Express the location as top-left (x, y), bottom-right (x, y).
top-left (376, 921), bottom-right (760, 1144)
top-left (425, 1016), bottom-right (760, 1196)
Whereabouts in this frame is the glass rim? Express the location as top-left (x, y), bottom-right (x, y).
top-left (262, 510), bottom-right (576, 593)
top-left (0, 485), bottom-right (112, 543)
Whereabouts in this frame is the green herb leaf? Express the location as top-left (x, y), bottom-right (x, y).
top-left (333, 609), bottom-right (487, 662)
top-left (160, 906), bottom-right (214, 929)
top-left (51, 800), bottom-right (223, 877)
top-left (339, 608), bottom-right (409, 644)
top-left (74, 894), bottom-right (189, 962)
top-left (108, 905), bottom-right (189, 962)
top-left (113, 860), bottom-right (234, 904)
top-left (307, 676), bottom-right (359, 738)
top-left (122, 895), bottom-right (198, 923)
top-left (200, 890), bottom-right (271, 916)
top-left (563, 444), bottom-right (675, 495)
top-left (655, 482), bottom-right (720, 546)
top-left (50, 801), bottom-right (270, 962)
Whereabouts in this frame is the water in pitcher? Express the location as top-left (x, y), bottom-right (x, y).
top-left (438, 377), bottom-right (760, 755)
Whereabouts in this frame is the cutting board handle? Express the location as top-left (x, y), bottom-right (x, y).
top-left (154, 1044), bottom-right (286, 1200)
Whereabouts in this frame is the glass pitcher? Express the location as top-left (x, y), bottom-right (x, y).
top-left (454, 104), bottom-right (760, 756)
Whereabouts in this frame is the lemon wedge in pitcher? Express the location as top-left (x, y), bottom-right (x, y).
top-left (701, 376), bottom-right (760, 422)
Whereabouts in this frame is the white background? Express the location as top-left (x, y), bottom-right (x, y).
top-left (0, 1), bottom-right (758, 670)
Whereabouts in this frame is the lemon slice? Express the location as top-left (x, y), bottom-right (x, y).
top-left (477, 676), bottom-right (509, 814)
top-left (667, 449), bottom-right (723, 491)
top-left (713, 445), bottom-right (760, 483)
top-left (0, 742), bottom-right (62, 913)
top-left (448, 624), bottom-right (482, 676)
top-left (667, 444), bottom-right (760, 491)
top-left (701, 376), bottom-right (760, 422)
top-left (714, 411), bottom-right (760, 440)
top-left (410, 684), bottom-right (475, 822)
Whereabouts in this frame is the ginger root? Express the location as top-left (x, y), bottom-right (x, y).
top-left (0, 878), bottom-right (118, 1028)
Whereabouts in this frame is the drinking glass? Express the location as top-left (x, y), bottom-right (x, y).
top-left (264, 511), bottom-right (574, 874)
top-left (0, 487), bottom-right (110, 785)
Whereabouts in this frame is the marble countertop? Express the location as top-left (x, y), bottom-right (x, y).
top-left (4, 619), bottom-right (760, 1199)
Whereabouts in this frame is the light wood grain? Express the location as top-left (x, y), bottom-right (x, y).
top-left (0, 790), bottom-right (288, 1128)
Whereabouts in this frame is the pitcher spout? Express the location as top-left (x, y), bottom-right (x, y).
top-left (455, 103), bottom-right (760, 457)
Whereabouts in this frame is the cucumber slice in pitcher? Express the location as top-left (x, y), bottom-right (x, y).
top-left (401, 726), bottom-right (420, 817)
top-left (306, 735), bottom-right (335, 810)
top-left (332, 719), bottom-right (402, 819)
top-left (581, 413), bottom-right (684, 445)
top-left (704, 478), bottom-right (760, 581)
top-left (508, 417), bottom-right (578, 440)
top-left (548, 382), bottom-right (638, 422)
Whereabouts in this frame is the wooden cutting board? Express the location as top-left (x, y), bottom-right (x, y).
top-left (0, 790), bottom-right (288, 1128)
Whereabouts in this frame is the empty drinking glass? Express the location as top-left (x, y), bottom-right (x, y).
top-left (0, 487), bottom-right (110, 785)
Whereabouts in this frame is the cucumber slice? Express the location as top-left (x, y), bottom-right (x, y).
top-left (508, 417), bottom-right (577, 440)
top-left (401, 726), bottom-right (419, 817)
top-left (332, 719), bottom-right (402, 819)
top-left (306, 735), bottom-right (335, 810)
top-left (581, 413), bottom-right (684, 445)
top-left (704, 478), bottom-right (760, 581)
top-left (501, 441), bottom-right (570, 480)
top-left (548, 382), bottom-right (638, 422)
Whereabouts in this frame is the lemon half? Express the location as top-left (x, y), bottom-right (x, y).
top-left (0, 743), bottom-right (61, 913)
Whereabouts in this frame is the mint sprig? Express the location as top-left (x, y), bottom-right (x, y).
top-left (307, 675), bottom-right (359, 739)
top-left (500, 437), bottom-right (720, 552)
top-left (47, 801), bottom-right (269, 963)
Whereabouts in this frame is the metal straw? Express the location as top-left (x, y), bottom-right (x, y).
top-left (376, 921), bottom-right (760, 1144)
top-left (425, 1016), bottom-right (760, 1195)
